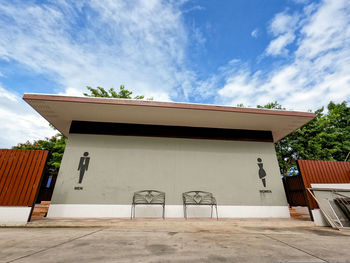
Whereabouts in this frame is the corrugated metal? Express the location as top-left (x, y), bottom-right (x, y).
top-left (297, 160), bottom-right (350, 209)
top-left (0, 149), bottom-right (48, 206)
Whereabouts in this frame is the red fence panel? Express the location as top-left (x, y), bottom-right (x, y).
top-left (0, 149), bottom-right (48, 207)
top-left (297, 160), bottom-right (350, 209)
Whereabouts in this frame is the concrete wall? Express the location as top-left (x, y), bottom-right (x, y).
top-left (48, 134), bottom-right (289, 218)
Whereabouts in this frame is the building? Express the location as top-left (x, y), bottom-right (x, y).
top-left (24, 94), bottom-right (315, 218)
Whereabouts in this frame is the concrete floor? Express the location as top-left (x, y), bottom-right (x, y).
top-left (1, 218), bottom-right (349, 263)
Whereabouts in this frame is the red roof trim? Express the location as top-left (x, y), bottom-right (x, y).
top-left (23, 94), bottom-right (316, 118)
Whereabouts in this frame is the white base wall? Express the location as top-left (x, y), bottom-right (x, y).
top-left (47, 204), bottom-right (290, 218)
top-left (311, 209), bottom-right (330, 226)
top-left (0, 207), bottom-right (31, 225)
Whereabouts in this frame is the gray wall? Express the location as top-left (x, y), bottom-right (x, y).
top-left (51, 134), bottom-right (287, 206)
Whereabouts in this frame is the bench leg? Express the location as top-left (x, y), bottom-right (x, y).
top-left (211, 205), bottom-right (213, 218)
top-left (184, 204), bottom-right (187, 219)
top-left (215, 204), bottom-right (218, 220)
top-left (162, 204), bottom-right (165, 219)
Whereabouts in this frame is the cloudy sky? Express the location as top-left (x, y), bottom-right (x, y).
top-left (0, 0), bottom-right (349, 148)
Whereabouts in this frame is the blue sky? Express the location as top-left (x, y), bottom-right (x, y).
top-left (0, 0), bottom-right (349, 147)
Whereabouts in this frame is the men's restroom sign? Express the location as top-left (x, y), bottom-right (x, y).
top-left (257, 158), bottom-right (267, 187)
top-left (77, 152), bottom-right (90, 185)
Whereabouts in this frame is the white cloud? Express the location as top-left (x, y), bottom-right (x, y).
top-left (0, 0), bottom-right (349, 148)
top-left (296, 0), bottom-right (350, 60)
top-left (265, 11), bottom-right (300, 56)
top-left (216, 0), bottom-right (350, 111)
top-left (0, 85), bottom-right (56, 148)
top-left (251, 29), bottom-right (259, 38)
top-left (0, 86), bottom-right (17, 101)
top-left (0, 0), bottom-right (196, 147)
top-left (269, 12), bottom-right (299, 36)
top-left (0, 0), bottom-right (192, 100)
top-left (265, 32), bottom-right (295, 56)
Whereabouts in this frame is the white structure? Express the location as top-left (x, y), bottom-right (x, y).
top-left (24, 94), bottom-right (315, 219)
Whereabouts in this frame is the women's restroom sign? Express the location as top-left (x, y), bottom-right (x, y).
top-left (74, 152), bottom-right (90, 190)
top-left (257, 157), bottom-right (272, 193)
top-left (257, 158), bottom-right (266, 187)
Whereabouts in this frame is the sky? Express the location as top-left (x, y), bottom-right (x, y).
top-left (0, 0), bottom-right (349, 148)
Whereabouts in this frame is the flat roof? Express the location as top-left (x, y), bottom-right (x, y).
top-left (23, 94), bottom-right (315, 142)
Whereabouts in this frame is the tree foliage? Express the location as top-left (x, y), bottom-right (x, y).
top-left (257, 101), bottom-right (285, 110)
top-left (260, 101), bottom-right (350, 176)
top-left (13, 133), bottom-right (67, 176)
top-left (84, 85), bottom-right (152, 100)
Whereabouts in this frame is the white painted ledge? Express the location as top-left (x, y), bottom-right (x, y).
top-left (0, 207), bottom-right (31, 226)
top-left (48, 204), bottom-right (290, 218)
top-left (311, 183), bottom-right (350, 189)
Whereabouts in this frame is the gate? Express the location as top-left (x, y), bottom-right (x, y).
top-left (282, 175), bottom-right (307, 207)
top-left (0, 149), bottom-right (48, 224)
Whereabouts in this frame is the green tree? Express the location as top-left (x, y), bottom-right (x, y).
top-left (84, 85), bottom-right (152, 100)
top-left (257, 101), bottom-right (285, 110)
top-left (13, 133), bottom-right (67, 176)
top-left (259, 101), bottom-right (350, 177)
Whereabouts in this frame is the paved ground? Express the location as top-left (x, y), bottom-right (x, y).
top-left (1, 218), bottom-right (349, 263)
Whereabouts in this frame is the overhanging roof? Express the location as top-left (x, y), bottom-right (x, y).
top-left (23, 94), bottom-right (315, 142)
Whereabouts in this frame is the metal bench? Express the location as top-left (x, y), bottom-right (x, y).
top-left (131, 190), bottom-right (165, 219)
top-left (182, 191), bottom-right (218, 220)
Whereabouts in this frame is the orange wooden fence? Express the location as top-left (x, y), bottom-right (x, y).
top-left (0, 149), bottom-right (48, 207)
top-left (297, 160), bottom-right (350, 209)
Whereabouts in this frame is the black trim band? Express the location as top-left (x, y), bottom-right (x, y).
top-left (69, 121), bottom-right (273, 142)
